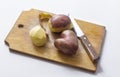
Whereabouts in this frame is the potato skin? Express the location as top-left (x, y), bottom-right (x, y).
top-left (54, 30), bottom-right (78, 55)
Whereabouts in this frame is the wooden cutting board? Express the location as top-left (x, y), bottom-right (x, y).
top-left (5, 9), bottom-right (106, 72)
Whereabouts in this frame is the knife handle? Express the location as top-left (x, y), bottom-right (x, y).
top-left (80, 35), bottom-right (99, 63)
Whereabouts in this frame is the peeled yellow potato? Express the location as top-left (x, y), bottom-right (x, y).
top-left (29, 25), bottom-right (47, 46)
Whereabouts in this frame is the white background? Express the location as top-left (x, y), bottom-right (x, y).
top-left (0, 0), bottom-right (120, 77)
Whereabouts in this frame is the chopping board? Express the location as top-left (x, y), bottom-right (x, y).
top-left (5, 9), bottom-right (106, 72)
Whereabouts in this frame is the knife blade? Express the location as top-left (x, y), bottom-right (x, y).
top-left (70, 17), bottom-right (99, 63)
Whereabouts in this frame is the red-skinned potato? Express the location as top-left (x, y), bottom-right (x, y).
top-left (49, 14), bottom-right (73, 32)
top-left (54, 30), bottom-right (78, 55)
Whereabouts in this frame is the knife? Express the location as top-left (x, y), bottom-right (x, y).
top-left (70, 17), bottom-right (99, 63)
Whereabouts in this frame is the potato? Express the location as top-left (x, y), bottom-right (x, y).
top-left (54, 30), bottom-right (78, 55)
top-left (29, 25), bottom-right (47, 46)
top-left (49, 14), bottom-right (73, 32)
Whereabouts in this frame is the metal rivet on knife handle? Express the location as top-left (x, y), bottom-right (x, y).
top-left (80, 35), bottom-right (99, 63)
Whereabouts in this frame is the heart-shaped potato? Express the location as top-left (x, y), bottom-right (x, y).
top-left (54, 30), bottom-right (78, 55)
